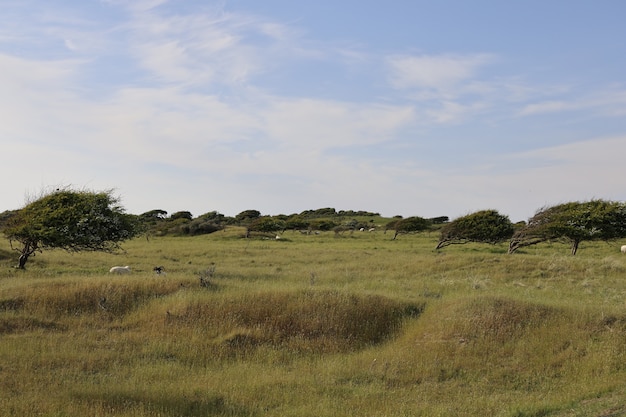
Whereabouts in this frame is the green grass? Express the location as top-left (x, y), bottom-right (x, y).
top-left (0, 227), bottom-right (625, 416)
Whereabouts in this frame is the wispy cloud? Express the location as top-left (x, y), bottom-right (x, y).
top-left (519, 87), bottom-right (626, 117)
top-left (387, 53), bottom-right (494, 91)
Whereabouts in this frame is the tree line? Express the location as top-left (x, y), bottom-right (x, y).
top-left (2, 188), bottom-right (626, 268)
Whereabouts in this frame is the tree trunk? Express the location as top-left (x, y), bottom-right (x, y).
top-left (571, 240), bottom-right (580, 255)
top-left (18, 252), bottom-right (30, 269)
top-left (16, 242), bottom-right (36, 269)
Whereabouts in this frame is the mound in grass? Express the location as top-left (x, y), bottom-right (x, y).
top-left (170, 290), bottom-right (424, 354)
top-left (3, 278), bottom-right (185, 318)
top-left (384, 295), bottom-right (626, 395)
top-left (453, 296), bottom-right (559, 342)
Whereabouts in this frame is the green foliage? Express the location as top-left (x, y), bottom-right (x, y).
top-left (235, 209), bottom-right (261, 223)
top-left (389, 216), bottom-right (430, 239)
top-left (308, 218), bottom-right (338, 231)
top-left (284, 215), bottom-right (309, 230)
top-left (337, 209), bottom-right (380, 217)
top-left (247, 216), bottom-right (286, 235)
top-left (509, 200), bottom-right (626, 255)
top-left (141, 210), bottom-right (229, 237)
top-left (139, 209), bottom-right (168, 221)
top-left (429, 215), bottom-right (449, 224)
top-left (170, 211), bottom-right (193, 221)
top-left (3, 189), bottom-right (139, 268)
top-left (0, 209), bottom-right (18, 231)
top-left (300, 207), bottom-right (337, 217)
top-left (436, 209), bottom-right (514, 249)
top-left (197, 210), bottom-right (228, 223)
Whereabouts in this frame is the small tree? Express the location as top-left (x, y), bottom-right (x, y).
top-left (170, 211), bottom-right (193, 221)
top-left (436, 210), bottom-right (514, 249)
top-left (509, 200), bottom-right (626, 255)
top-left (389, 216), bottom-right (430, 240)
top-left (235, 209), bottom-right (261, 224)
top-left (284, 215), bottom-right (309, 231)
top-left (140, 209), bottom-right (168, 221)
top-left (247, 216), bottom-right (286, 236)
top-left (3, 189), bottom-right (140, 269)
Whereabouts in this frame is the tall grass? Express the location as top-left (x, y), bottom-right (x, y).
top-left (0, 229), bottom-right (625, 416)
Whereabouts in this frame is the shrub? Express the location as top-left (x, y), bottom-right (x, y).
top-left (436, 209), bottom-right (514, 249)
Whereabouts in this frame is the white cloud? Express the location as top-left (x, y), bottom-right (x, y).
top-left (387, 53), bottom-right (493, 91)
top-left (64, 39), bottom-right (78, 51)
top-left (519, 87), bottom-right (626, 117)
top-left (105, 0), bottom-right (170, 13)
top-left (262, 98), bottom-right (415, 150)
top-left (119, 6), bottom-right (306, 88)
top-left (425, 100), bottom-right (486, 124)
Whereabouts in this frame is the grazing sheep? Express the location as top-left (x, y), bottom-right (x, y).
top-left (109, 265), bottom-right (131, 274)
top-left (621, 245), bottom-right (626, 254)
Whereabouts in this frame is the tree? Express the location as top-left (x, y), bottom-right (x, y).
top-left (235, 210), bottom-right (261, 223)
top-left (284, 215), bottom-right (309, 231)
top-left (389, 216), bottom-right (430, 240)
top-left (3, 189), bottom-right (140, 269)
top-left (429, 216), bottom-right (449, 224)
top-left (436, 210), bottom-right (514, 250)
top-left (0, 210), bottom-right (18, 231)
top-left (308, 219), bottom-right (338, 231)
top-left (247, 216), bottom-right (286, 236)
top-left (509, 200), bottom-right (626, 255)
top-left (170, 211), bottom-right (193, 221)
top-left (140, 209), bottom-right (168, 221)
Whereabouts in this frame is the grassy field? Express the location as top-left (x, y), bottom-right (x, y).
top-left (0, 225), bottom-right (625, 416)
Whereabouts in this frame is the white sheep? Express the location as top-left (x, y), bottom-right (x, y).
top-left (109, 265), bottom-right (131, 274)
top-left (621, 245), bottom-right (626, 254)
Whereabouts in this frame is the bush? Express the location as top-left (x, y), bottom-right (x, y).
top-left (436, 209), bottom-right (514, 249)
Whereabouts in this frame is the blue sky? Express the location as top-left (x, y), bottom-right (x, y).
top-left (2, 0), bottom-right (625, 221)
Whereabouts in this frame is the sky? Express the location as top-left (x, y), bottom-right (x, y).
top-left (1, 0), bottom-right (626, 222)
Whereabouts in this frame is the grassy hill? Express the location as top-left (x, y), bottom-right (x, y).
top-left (0, 228), bottom-right (624, 416)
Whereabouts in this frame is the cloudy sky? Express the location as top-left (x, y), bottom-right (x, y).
top-left (2, 0), bottom-right (625, 221)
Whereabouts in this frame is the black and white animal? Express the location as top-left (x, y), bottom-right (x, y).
top-left (153, 266), bottom-right (166, 275)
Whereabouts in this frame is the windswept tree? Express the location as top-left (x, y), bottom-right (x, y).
top-left (388, 216), bottom-right (430, 240)
top-left (509, 200), bottom-right (626, 255)
top-left (284, 215), bottom-right (309, 231)
top-left (170, 211), bottom-right (193, 221)
top-left (436, 210), bottom-right (514, 250)
top-left (246, 216), bottom-right (286, 237)
top-left (235, 209), bottom-right (261, 224)
top-left (3, 188), bottom-right (140, 269)
top-left (140, 209), bottom-right (168, 221)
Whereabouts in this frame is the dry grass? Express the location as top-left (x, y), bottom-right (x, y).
top-left (0, 229), bottom-right (625, 416)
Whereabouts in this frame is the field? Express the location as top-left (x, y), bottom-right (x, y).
top-left (0, 225), bottom-right (625, 416)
